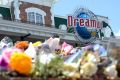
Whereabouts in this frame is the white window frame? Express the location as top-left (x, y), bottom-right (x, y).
top-left (25, 7), bottom-right (46, 24)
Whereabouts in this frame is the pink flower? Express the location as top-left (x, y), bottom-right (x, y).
top-left (61, 42), bottom-right (73, 55)
top-left (0, 48), bottom-right (23, 70)
top-left (2, 48), bottom-right (23, 61)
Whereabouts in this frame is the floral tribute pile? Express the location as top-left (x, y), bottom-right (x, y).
top-left (0, 37), bottom-right (120, 80)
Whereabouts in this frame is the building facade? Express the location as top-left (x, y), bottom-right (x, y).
top-left (0, 0), bottom-right (114, 45)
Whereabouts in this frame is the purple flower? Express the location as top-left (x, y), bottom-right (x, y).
top-left (0, 55), bottom-right (9, 70)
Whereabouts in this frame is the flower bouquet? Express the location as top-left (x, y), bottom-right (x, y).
top-left (0, 37), bottom-right (120, 80)
top-left (0, 37), bottom-right (79, 80)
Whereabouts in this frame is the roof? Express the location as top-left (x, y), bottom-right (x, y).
top-left (96, 15), bottom-right (108, 19)
top-left (54, 15), bottom-right (67, 19)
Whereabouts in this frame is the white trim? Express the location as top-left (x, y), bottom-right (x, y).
top-left (25, 7), bottom-right (46, 16)
top-left (0, 5), bottom-right (10, 8)
top-left (0, 0), bottom-right (12, 8)
top-left (96, 15), bottom-right (108, 19)
top-left (14, 0), bottom-right (20, 20)
top-left (25, 7), bottom-right (46, 24)
top-left (0, 14), bottom-right (3, 17)
top-left (97, 15), bottom-right (109, 23)
top-left (50, 8), bottom-right (54, 26)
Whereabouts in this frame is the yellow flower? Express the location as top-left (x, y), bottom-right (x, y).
top-left (9, 52), bottom-right (32, 75)
top-left (33, 41), bottom-right (42, 47)
top-left (80, 62), bottom-right (97, 77)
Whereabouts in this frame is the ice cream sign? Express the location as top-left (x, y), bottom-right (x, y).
top-left (68, 8), bottom-right (102, 44)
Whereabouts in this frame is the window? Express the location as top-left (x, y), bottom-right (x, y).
top-left (28, 12), bottom-right (35, 23)
top-left (27, 12), bottom-right (43, 24)
top-left (36, 13), bottom-right (43, 24)
top-left (25, 7), bottom-right (46, 25)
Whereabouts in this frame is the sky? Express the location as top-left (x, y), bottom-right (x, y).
top-left (53, 0), bottom-right (120, 36)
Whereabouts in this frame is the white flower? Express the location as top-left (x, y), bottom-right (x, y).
top-left (39, 54), bottom-right (55, 64)
top-left (87, 53), bottom-right (98, 63)
top-left (25, 42), bottom-right (36, 62)
top-left (104, 64), bottom-right (117, 79)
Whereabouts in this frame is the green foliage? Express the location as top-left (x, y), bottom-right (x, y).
top-left (46, 56), bottom-right (64, 77)
top-left (30, 55), bottom-right (64, 78)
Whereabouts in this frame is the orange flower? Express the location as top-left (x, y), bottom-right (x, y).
top-left (9, 52), bottom-right (32, 75)
top-left (15, 41), bottom-right (29, 50)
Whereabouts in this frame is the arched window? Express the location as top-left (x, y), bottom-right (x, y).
top-left (27, 12), bottom-right (43, 24)
top-left (25, 7), bottom-right (46, 25)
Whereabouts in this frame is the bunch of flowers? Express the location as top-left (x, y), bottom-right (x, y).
top-left (79, 51), bottom-right (99, 79)
top-left (33, 41), bottom-right (42, 47)
top-left (1, 37), bottom-right (117, 80)
top-left (0, 48), bottom-right (22, 70)
top-left (15, 41), bottom-right (29, 50)
top-left (9, 52), bottom-right (32, 75)
top-left (80, 62), bottom-right (98, 78)
top-left (104, 64), bottom-right (117, 79)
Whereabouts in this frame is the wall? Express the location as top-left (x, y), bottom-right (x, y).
top-left (54, 16), bottom-right (67, 29)
top-left (19, 1), bottom-right (52, 27)
top-left (0, 7), bottom-right (11, 20)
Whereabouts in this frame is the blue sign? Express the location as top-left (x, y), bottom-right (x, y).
top-left (68, 8), bottom-right (102, 44)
